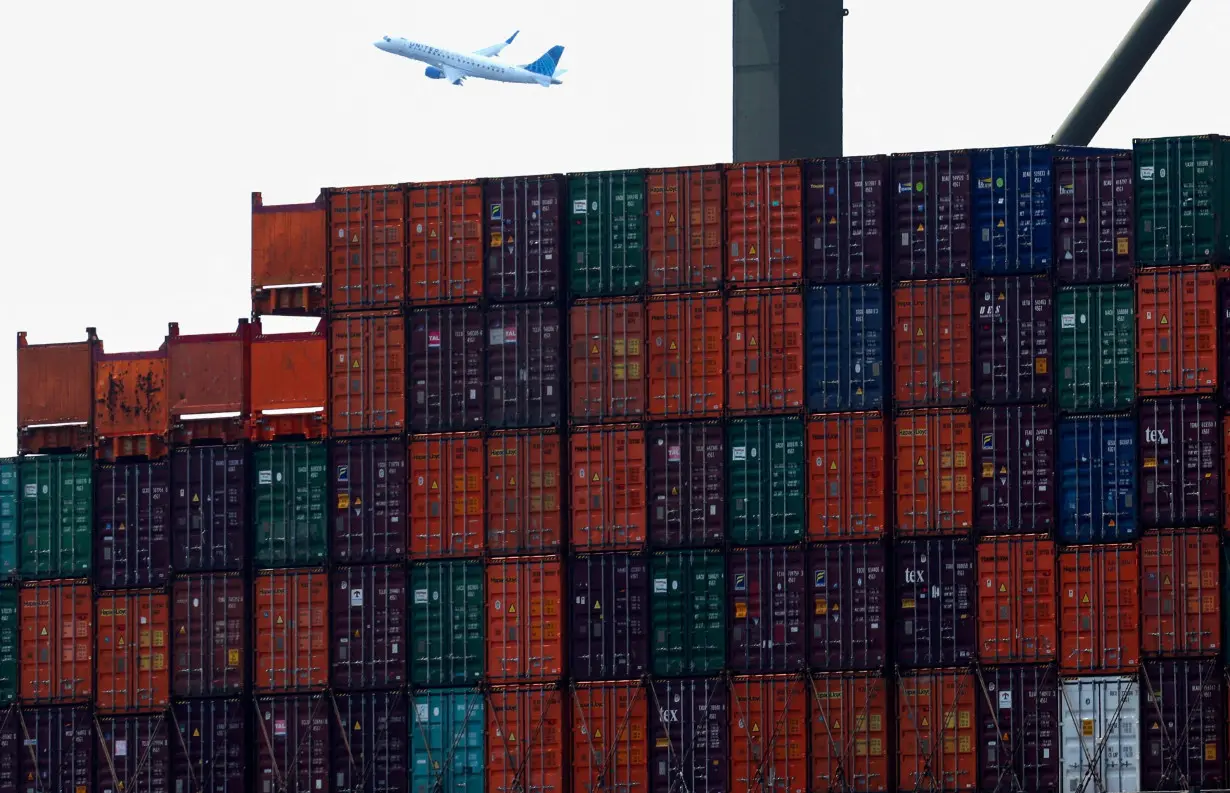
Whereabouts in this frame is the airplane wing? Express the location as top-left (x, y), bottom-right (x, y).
top-left (438, 63), bottom-right (467, 85)
top-left (475, 30), bottom-right (518, 58)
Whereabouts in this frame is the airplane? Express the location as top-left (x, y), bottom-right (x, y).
top-left (374, 31), bottom-right (567, 87)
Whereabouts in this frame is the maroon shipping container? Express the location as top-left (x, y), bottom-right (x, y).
top-left (171, 698), bottom-right (246, 793)
top-left (331, 438), bottom-right (408, 564)
top-left (0, 710), bottom-right (15, 793)
top-left (19, 706), bottom-right (94, 793)
top-left (977, 666), bottom-right (1061, 793)
top-left (569, 553), bottom-right (649, 680)
top-left (729, 546), bottom-right (807, 674)
top-left (170, 444), bottom-right (245, 573)
top-left (332, 691), bottom-right (410, 793)
top-left (256, 694), bottom-right (330, 793)
top-left (96, 714), bottom-right (170, 793)
top-left (1054, 152), bottom-right (1134, 283)
top-left (974, 275), bottom-right (1054, 403)
top-left (805, 157), bottom-right (888, 282)
top-left (409, 306), bottom-right (485, 433)
top-left (1143, 660), bottom-right (1224, 791)
top-left (172, 573), bottom-right (245, 697)
top-left (976, 405), bottom-right (1056, 535)
top-left (895, 538), bottom-right (976, 668)
top-left (650, 678), bottom-right (729, 793)
top-left (1139, 398), bottom-right (1220, 527)
top-left (891, 150), bottom-right (973, 280)
top-left (95, 459), bottom-right (171, 588)
top-left (331, 564), bottom-right (407, 691)
top-left (1221, 281), bottom-right (1230, 402)
top-left (484, 174), bottom-right (564, 301)
top-left (808, 541), bottom-right (888, 671)
top-left (485, 303), bottom-right (564, 429)
top-left (647, 421), bottom-right (725, 548)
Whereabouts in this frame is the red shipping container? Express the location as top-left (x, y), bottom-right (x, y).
top-left (255, 694), bottom-right (330, 792)
top-left (165, 320), bottom-right (248, 443)
top-left (487, 685), bottom-right (567, 793)
top-left (251, 190), bottom-right (327, 316)
top-left (483, 174), bottom-right (565, 302)
top-left (572, 682), bottom-right (649, 793)
top-left (1136, 265), bottom-right (1219, 396)
top-left (247, 318), bottom-right (328, 440)
top-left (1140, 529), bottom-right (1220, 657)
top-left (95, 589), bottom-right (170, 713)
top-left (171, 698), bottom-right (247, 793)
top-left (894, 409), bottom-right (975, 536)
top-left (172, 573), bottom-right (245, 697)
top-left (18, 705), bottom-right (94, 792)
top-left (725, 161), bottom-right (805, 286)
top-left (408, 180), bottom-right (484, 304)
top-left (1139, 397), bottom-right (1220, 528)
top-left (20, 580), bottom-right (93, 704)
top-left (726, 288), bottom-right (805, 414)
top-left (327, 185), bottom-right (406, 311)
top-left (647, 292), bottom-right (725, 419)
top-left (16, 329), bottom-right (98, 454)
top-left (94, 340), bottom-right (170, 457)
top-left (729, 675), bottom-right (808, 793)
top-left (647, 165), bottom-right (724, 291)
top-left (409, 305), bottom-right (486, 433)
top-left (570, 425), bottom-right (648, 551)
top-left (570, 298), bottom-right (647, 422)
top-left (253, 569), bottom-right (329, 692)
top-left (977, 535), bottom-right (1058, 663)
top-left (897, 670), bottom-right (977, 793)
top-left (809, 674), bottom-right (891, 793)
top-left (893, 279), bottom-right (973, 408)
top-left (807, 412), bottom-right (888, 540)
top-left (328, 310), bottom-right (407, 436)
top-left (1059, 544), bottom-right (1141, 673)
top-left (409, 433), bottom-right (485, 558)
top-left (330, 564), bottom-right (407, 691)
top-left (486, 556), bottom-right (564, 682)
top-left (95, 714), bottom-right (170, 793)
top-left (487, 430), bottom-right (563, 554)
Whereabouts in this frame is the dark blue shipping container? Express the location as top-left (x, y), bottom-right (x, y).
top-left (1058, 415), bottom-right (1138, 543)
top-left (805, 284), bottom-right (886, 412)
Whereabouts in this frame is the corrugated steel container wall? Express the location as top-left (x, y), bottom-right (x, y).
top-left (328, 311), bottom-right (407, 436)
top-left (0, 461), bottom-right (16, 581)
top-left (570, 299), bottom-right (647, 423)
top-left (646, 165), bottom-right (724, 291)
top-left (977, 536), bottom-right (1058, 664)
top-left (410, 560), bottom-right (484, 686)
top-left (729, 675), bottom-right (808, 793)
top-left (171, 573), bottom-right (245, 697)
top-left (0, 589), bottom-right (16, 705)
top-left (487, 430), bottom-right (564, 554)
top-left (170, 698), bottom-right (246, 793)
top-left (331, 437), bottom-right (407, 564)
top-left (95, 714), bottom-right (170, 793)
top-left (650, 550), bottom-right (726, 676)
top-left (251, 191), bottom-right (327, 303)
top-left (327, 185), bottom-right (406, 311)
top-left (255, 693), bottom-right (330, 793)
top-left (19, 453), bottom-right (92, 579)
top-left (1139, 398), bottom-right (1220, 527)
top-left (728, 547), bottom-right (806, 674)
top-left (570, 425), bottom-right (648, 551)
top-left (1134, 134), bottom-right (1230, 266)
top-left (253, 569), bottom-right (329, 692)
top-left (19, 706), bottom-right (94, 793)
top-left (809, 541), bottom-right (888, 671)
top-left (16, 331), bottom-right (95, 453)
top-left (1059, 545), bottom-right (1141, 674)
top-left (647, 292), bottom-right (725, 419)
top-left (332, 691), bottom-right (410, 793)
top-left (806, 412), bottom-right (888, 541)
top-left (569, 170), bottom-right (647, 297)
top-left (725, 161), bottom-right (805, 286)
top-left (976, 405), bottom-right (1056, 536)
top-left (247, 319), bottom-right (328, 420)
top-left (409, 433), bottom-right (485, 558)
top-left (20, 580), bottom-right (93, 704)
top-left (95, 589), bottom-right (170, 713)
top-left (809, 673), bottom-right (891, 793)
top-left (727, 417), bottom-right (805, 545)
top-left (1137, 266), bottom-right (1219, 396)
top-left (170, 444), bottom-right (245, 573)
top-left (486, 302), bottom-right (564, 429)
top-left (93, 345), bottom-right (169, 442)
top-left (726, 288), bottom-right (806, 413)
top-left (894, 409), bottom-right (975, 537)
top-left (484, 174), bottom-right (565, 301)
top-left (1140, 529), bottom-right (1220, 657)
top-left (407, 180), bottom-right (484, 304)
top-left (164, 320), bottom-right (247, 442)
top-left (647, 421), bottom-right (725, 548)
top-left (95, 460), bottom-right (171, 589)
top-left (486, 685), bottom-right (567, 793)
top-left (331, 564), bottom-right (407, 691)
top-left (572, 681), bottom-right (650, 793)
top-left (252, 441), bottom-right (328, 567)
top-left (892, 279), bottom-right (972, 408)
top-left (485, 556), bottom-right (565, 682)
top-left (1221, 282), bottom-right (1230, 401)
top-left (650, 678), bottom-right (729, 793)
top-left (977, 666), bottom-right (1061, 793)
top-left (894, 538), bottom-right (976, 668)
top-left (1056, 284), bottom-right (1136, 412)
top-left (1142, 660), bottom-right (1224, 790)
top-left (569, 552), bottom-right (649, 680)
top-left (806, 284), bottom-right (886, 412)
top-left (805, 156), bottom-right (889, 283)
top-left (897, 670), bottom-right (978, 793)
top-left (1059, 676), bottom-right (1140, 793)
top-left (891, 150), bottom-right (973, 280)
top-left (974, 275), bottom-right (1054, 403)
top-left (1058, 416), bottom-right (1138, 543)
top-left (410, 688), bottom-right (485, 793)
top-left (409, 305), bottom-right (485, 433)
top-left (1054, 152), bottom-right (1134, 283)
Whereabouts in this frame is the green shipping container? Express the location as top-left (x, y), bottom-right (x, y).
top-left (410, 689), bottom-right (485, 793)
top-left (0, 588), bottom-right (17, 705)
top-left (726, 417), bottom-right (805, 544)
top-left (252, 441), bottom-right (328, 567)
top-left (650, 550), bottom-right (726, 675)
top-left (0, 461), bottom-right (19, 581)
top-left (410, 561), bottom-right (484, 686)
top-left (19, 453), bottom-right (92, 579)
top-left (1134, 134), bottom-right (1230, 266)
top-left (568, 170), bottom-right (646, 296)
top-left (1056, 285), bottom-right (1135, 413)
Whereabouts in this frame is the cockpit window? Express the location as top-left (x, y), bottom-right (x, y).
top-left (383, 36), bottom-right (391, 42)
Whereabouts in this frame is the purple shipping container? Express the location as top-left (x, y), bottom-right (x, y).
top-left (485, 303), bottom-right (564, 429)
top-left (331, 564), bottom-right (407, 691)
top-left (171, 698), bottom-right (246, 793)
top-left (648, 421), bottom-right (725, 548)
top-left (1054, 153), bottom-right (1134, 283)
top-left (96, 714), bottom-right (170, 793)
top-left (805, 157), bottom-right (888, 283)
top-left (978, 666), bottom-right (1061, 793)
top-left (172, 573), bottom-right (246, 697)
top-left (976, 405), bottom-right (1057, 535)
top-left (484, 174), bottom-right (565, 301)
top-left (569, 553), bottom-right (649, 680)
top-left (19, 706), bottom-right (93, 793)
top-left (891, 150), bottom-right (973, 280)
top-left (1220, 281), bottom-right (1230, 402)
top-left (1143, 660), bottom-right (1225, 791)
top-left (728, 546), bottom-right (807, 674)
top-left (809, 541), bottom-right (888, 671)
top-left (256, 694), bottom-right (330, 793)
top-left (0, 709), bottom-right (15, 793)
top-left (170, 443), bottom-right (245, 573)
top-left (975, 275), bottom-right (1053, 403)
top-left (894, 538), bottom-right (976, 668)
top-left (1139, 398), bottom-right (1220, 527)
top-left (650, 678), bottom-right (729, 793)
top-left (410, 306), bottom-right (485, 433)
top-left (332, 438), bottom-right (408, 564)
top-left (95, 459), bottom-right (170, 588)
top-left (332, 691), bottom-right (411, 793)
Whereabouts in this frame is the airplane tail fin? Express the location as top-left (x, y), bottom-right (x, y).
top-left (523, 45), bottom-right (565, 77)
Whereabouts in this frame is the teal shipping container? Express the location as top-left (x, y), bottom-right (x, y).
top-left (0, 587), bottom-right (16, 705)
top-left (19, 453), bottom-right (92, 579)
top-left (1135, 134), bottom-right (1230, 266)
top-left (0, 461), bottom-right (18, 581)
top-left (726, 416), bottom-right (806, 544)
top-left (252, 441), bottom-right (328, 567)
top-left (410, 561), bottom-right (484, 686)
top-left (1056, 285), bottom-right (1136, 413)
top-left (650, 550), bottom-right (726, 675)
top-left (410, 688), bottom-right (485, 793)
top-left (568, 170), bottom-right (647, 296)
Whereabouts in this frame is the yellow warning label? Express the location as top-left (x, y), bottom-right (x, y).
top-left (1117, 237), bottom-right (1129, 255)
top-left (917, 327), bottom-right (924, 337)
top-left (748, 245), bottom-right (757, 257)
top-left (669, 340), bottom-right (677, 350)
top-left (192, 494), bottom-right (199, 503)
top-left (832, 719), bottom-right (841, 731)
top-left (1163, 575), bottom-right (1171, 586)
top-left (751, 722), bottom-right (760, 734)
top-left (429, 228), bottom-right (437, 238)
top-left (1036, 357), bottom-right (1048, 375)
top-left (338, 493), bottom-right (351, 510)
top-left (922, 716), bottom-right (930, 728)
top-left (668, 213), bottom-right (676, 224)
top-left (593, 600), bottom-right (602, 611)
top-left (508, 603), bottom-right (517, 614)
top-left (228, 649), bottom-right (240, 666)
top-left (352, 359), bottom-right (360, 369)
top-left (1160, 314), bottom-right (1169, 325)
top-left (997, 219), bottom-right (1005, 228)
top-left (351, 233), bottom-right (360, 244)
top-left (735, 602), bottom-right (748, 619)
top-left (1082, 718), bottom-right (1094, 737)
top-left (593, 473), bottom-right (600, 482)
top-left (748, 335), bottom-right (758, 348)
top-left (276, 615), bottom-right (284, 625)
top-left (829, 216), bottom-right (837, 225)
top-left (491, 232), bottom-right (503, 247)
top-left (982, 462), bottom-right (994, 478)
top-left (1078, 216), bottom-right (1087, 225)
top-left (431, 480), bottom-right (439, 490)
top-left (594, 728), bottom-right (602, 739)
top-left (509, 731), bottom-right (517, 742)
top-left (917, 456), bottom-right (925, 467)
top-left (815, 598), bottom-right (828, 616)
top-left (1207, 743), bottom-right (1218, 761)
top-left (1081, 593), bottom-right (1090, 604)
top-left (591, 344), bottom-right (599, 355)
top-left (999, 583), bottom-right (1007, 593)
top-left (917, 223), bottom-right (925, 232)
top-left (40, 627), bottom-right (47, 636)
top-left (193, 728), bottom-right (200, 738)
top-left (830, 461), bottom-right (838, 471)
top-left (179, 625), bottom-right (186, 634)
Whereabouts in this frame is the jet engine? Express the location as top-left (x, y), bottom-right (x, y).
top-left (424, 66), bottom-right (445, 79)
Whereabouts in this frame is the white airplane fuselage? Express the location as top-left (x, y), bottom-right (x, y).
top-left (374, 36), bottom-right (558, 86)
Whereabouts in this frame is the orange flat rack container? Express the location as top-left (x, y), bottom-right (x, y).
top-left (16, 328), bottom-right (98, 454)
top-left (247, 318), bottom-right (328, 441)
top-left (93, 336), bottom-right (170, 460)
top-left (165, 320), bottom-right (249, 444)
top-left (251, 191), bottom-right (327, 316)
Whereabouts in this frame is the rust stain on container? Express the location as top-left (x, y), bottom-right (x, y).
top-left (94, 340), bottom-right (169, 445)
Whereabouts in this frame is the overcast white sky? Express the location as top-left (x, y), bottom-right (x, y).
top-left (1, 0), bottom-right (1228, 456)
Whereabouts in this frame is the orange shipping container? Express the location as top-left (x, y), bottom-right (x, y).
top-left (724, 161), bottom-right (805, 286)
top-left (729, 675), bottom-right (808, 793)
top-left (408, 180), bottom-right (484, 305)
top-left (20, 580), bottom-right (93, 703)
top-left (809, 674), bottom-right (891, 793)
top-left (893, 279), bottom-right (973, 407)
top-left (726, 288), bottom-right (805, 414)
top-left (570, 298), bottom-right (647, 422)
top-left (570, 424), bottom-right (648, 551)
top-left (894, 409), bottom-right (975, 536)
top-left (1140, 529), bottom-right (1220, 657)
top-left (95, 589), bottom-right (170, 713)
top-left (486, 556), bottom-right (564, 681)
top-left (807, 412), bottom-right (888, 540)
top-left (16, 329), bottom-right (98, 454)
top-left (1059, 544), bottom-right (1141, 674)
top-left (251, 191), bottom-right (327, 316)
top-left (165, 320), bottom-right (249, 444)
top-left (327, 185), bottom-right (406, 310)
top-left (486, 430), bottom-right (564, 554)
top-left (247, 318), bottom-right (327, 441)
top-left (646, 292), bottom-right (725, 419)
top-left (328, 311), bottom-right (407, 436)
top-left (1136, 265), bottom-right (1219, 396)
top-left (253, 569), bottom-right (329, 692)
top-left (646, 165), bottom-right (723, 291)
top-left (897, 670), bottom-right (977, 793)
top-left (487, 685), bottom-right (567, 793)
top-left (93, 340), bottom-right (170, 457)
top-left (977, 535), bottom-right (1058, 663)
top-left (572, 682), bottom-right (649, 793)
top-left (410, 433), bottom-right (485, 558)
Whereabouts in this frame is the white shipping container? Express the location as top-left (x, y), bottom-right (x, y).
top-left (1060, 676), bottom-right (1140, 793)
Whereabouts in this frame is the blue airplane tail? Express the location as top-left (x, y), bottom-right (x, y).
top-left (523, 45), bottom-right (564, 76)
